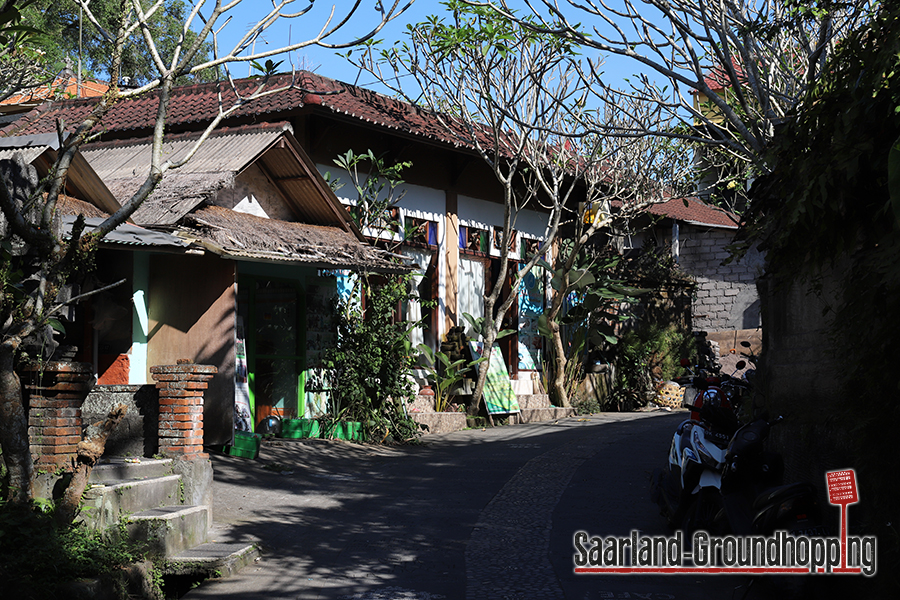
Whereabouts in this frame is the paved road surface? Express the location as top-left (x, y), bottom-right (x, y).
top-left (183, 412), bottom-right (765, 599)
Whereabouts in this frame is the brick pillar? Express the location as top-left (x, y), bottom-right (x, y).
top-left (150, 361), bottom-right (216, 460)
top-left (21, 361), bottom-right (93, 470)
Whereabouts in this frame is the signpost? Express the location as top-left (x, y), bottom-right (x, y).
top-left (825, 469), bottom-right (859, 571)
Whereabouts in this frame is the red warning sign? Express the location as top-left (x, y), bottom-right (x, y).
top-left (826, 469), bottom-right (859, 505)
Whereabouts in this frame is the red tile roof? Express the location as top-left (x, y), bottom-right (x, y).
top-left (1, 74), bottom-right (108, 106)
top-left (700, 60), bottom-right (746, 93)
top-left (4, 73), bottom-right (730, 230)
top-left (0, 71), bottom-right (485, 151)
top-left (646, 196), bottom-right (738, 228)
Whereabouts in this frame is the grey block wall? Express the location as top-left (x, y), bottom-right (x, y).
top-left (676, 224), bottom-right (764, 332)
top-left (82, 384), bottom-right (159, 457)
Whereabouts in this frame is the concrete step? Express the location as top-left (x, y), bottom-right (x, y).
top-left (411, 412), bottom-right (468, 435)
top-left (128, 505), bottom-right (209, 557)
top-left (516, 394), bottom-right (551, 410)
top-left (165, 542), bottom-right (260, 578)
top-left (90, 457), bottom-right (175, 484)
top-left (512, 407), bottom-right (577, 424)
top-left (81, 474), bottom-right (183, 529)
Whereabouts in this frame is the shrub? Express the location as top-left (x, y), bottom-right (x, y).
top-left (324, 275), bottom-right (424, 444)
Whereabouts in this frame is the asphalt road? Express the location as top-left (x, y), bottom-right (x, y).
top-left (182, 411), bottom-right (765, 600)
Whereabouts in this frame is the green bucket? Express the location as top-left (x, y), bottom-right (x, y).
top-left (280, 418), bottom-right (320, 439)
top-left (223, 430), bottom-right (261, 459)
top-left (324, 421), bottom-right (362, 441)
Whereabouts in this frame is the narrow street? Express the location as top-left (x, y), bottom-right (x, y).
top-left (183, 412), bottom-right (756, 600)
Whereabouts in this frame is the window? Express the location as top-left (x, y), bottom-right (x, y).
top-left (459, 225), bottom-right (489, 253)
top-left (405, 217), bottom-right (437, 246)
top-left (401, 248), bottom-right (437, 351)
top-left (492, 228), bottom-right (517, 254)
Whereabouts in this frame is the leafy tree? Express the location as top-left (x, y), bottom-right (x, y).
top-left (744, 3), bottom-right (900, 591)
top-left (352, 1), bottom-right (692, 409)
top-left (469, 0), bottom-right (877, 213)
top-left (351, 1), bottom-right (628, 413)
top-left (0, 0), bottom-right (51, 103)
top-left (20, 0), bottom-right (216, 85)
top-left (0, 0), bottom-right (413, 508)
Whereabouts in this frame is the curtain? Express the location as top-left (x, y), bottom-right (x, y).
top-left (458, 256), bottom-right (485, 337)
top-left (402, 248), bottom-right (432, 349)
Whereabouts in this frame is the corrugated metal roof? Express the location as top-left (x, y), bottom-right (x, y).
top-left (62, 215), bottom-right (188, 248)
top-left (0, 133), bottom-right (61, 149)
top-left (82, 124), bottom-right (289, 178)
top-left (0, 146), bottom-right (46, 164)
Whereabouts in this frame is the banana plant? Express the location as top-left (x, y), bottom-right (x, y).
top-left (417, 344), bottom-right (471, 412)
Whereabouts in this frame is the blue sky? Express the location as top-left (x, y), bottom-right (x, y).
top-left (209, 1), bottom-right (653, 93)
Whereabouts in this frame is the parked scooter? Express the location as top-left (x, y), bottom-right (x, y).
top-left (717, 416), bottom-right (826, 536)
top-left (651, 378), bottom-right (740, 532)
top-left (652, 405), bottom-right (826, 537)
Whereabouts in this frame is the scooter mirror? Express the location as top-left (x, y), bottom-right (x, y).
top-left (680, 358), bottom-right (691, 367)
top-left (740, 341), bottom-right (752, 348)
top-left (735, 360), bottom-right (746, 370)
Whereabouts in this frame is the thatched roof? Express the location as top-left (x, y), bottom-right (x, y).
top-left (105, 171), bottom-right (235, 226)
top-left (180, 205), bottom-right (409, 273)
top-left (57, 195), bottom-right (109, 219)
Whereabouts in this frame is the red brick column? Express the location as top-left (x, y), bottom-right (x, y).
top-left (22, 361), bottom-right (93, 470)
top-left (150, 361), bottom-right (216, 460)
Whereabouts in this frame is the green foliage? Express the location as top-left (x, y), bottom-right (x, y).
top-left (19, 0), bottom-right (215, 85)
top-left (424, 0), bottom-right (577, 60)
top-left (324, 149), bottom-right (412, 236)
top-left (417, 344), bottom-right (470, 412)
top-left (323, 275), bottom-right (423, 444)
top-left (544, 253), bottom-right (645, 348)
top-left (0, 500), bottom-right (144, 599)
top-left (742, 3), bottom-right (900, 592)
top-left (744, 2), bottom-right (900, 270)
top-left (608, 324), bottom-right (691, 412)
top-left (461, 312), bottom-right (515, 343)
top-left (250, 59), bottom-right (283, 78)
top-left (0, 0), bottom-right (41, 46)
top-left (571, 394), bottom-right (601, 416)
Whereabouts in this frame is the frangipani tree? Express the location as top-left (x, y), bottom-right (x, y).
top-left (348, 1), bottom-right (599, 414)
top-left (466, 0), bottom-right (876, 213)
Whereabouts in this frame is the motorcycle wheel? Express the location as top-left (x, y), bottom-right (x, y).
top-left (680, 488), bottom-right (723, 536)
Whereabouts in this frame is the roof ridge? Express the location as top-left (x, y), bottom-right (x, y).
top-left (81, 120), bottom-right (293, 150)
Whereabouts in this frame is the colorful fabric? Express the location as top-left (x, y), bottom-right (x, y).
top-left (469, 342), bottom-right (521, 414)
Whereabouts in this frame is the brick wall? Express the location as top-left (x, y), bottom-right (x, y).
top-left (22, 362), bottom-right (93, 469)
top-left (677, 224), bottom-right (764, 332)
top-left (150, 362), bottom-right (217, 461)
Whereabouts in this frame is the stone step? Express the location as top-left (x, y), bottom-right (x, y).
top-left (80, 474), bottom-right (183, 529)
top-left (165, 542), bottom-right (261, 578)
top-left (411, 412), bottom-right (468, 435)
top-left (90, 457), bottom-right (175, 484)
top-left (128, 505), bottom-right (209, 557)
top-left (512, 407), bottom-right (577, 424)
top-left (516, 394), bottom-right (551, 410)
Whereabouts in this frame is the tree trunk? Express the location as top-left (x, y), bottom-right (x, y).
top-left (0, 342), bottom-right (33, 503)
top-left (549, 320), bottom-right (570, 408)
top-left (546, 267), bottom-right (571, 408)
top-left (468, 326), bottom-right (498, 419)
top-left (54, 404), bottom-right (127, 527)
